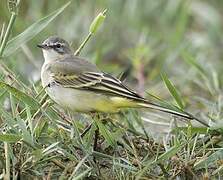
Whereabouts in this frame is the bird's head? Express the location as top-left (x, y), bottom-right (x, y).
top-left (38, 36), bottom-right (72, 62)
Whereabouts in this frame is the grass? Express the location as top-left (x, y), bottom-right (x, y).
top-left (0, 0), bottom-right (223, 179)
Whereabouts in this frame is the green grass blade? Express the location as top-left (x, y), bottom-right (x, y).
top-left (136, 143), bottom-right (182, 179)
top-left (181, 51), bottom-right (207, 77)
top-left (42, 142), bottom-right (60, 156)
top-left (69, 155), bottom-right (89, 179)
top-left (194, 149), bottom-right (223, 170)
top-left (161, 72), bottom-right (185, 110)
top-left (0, 134), bottom-right (22, 143)
top-left (94, 119), bottom-right (117, 147)
top-left (3, 1), bottom-right (71, 57)
top-left (172, 126), bottom-right (209, 134)
top-left (156, 143), bottom-right (182, 162)
top-left (72, 168), bottom-right (92, 180)
top-left (0, 81), bottom-right (40, 109)
top-left (0, 107), bottom-right (18, 129)
top-left (146, 91), bottom-right (184, 112)
top-left (17, 116), bottom-right (34, 146)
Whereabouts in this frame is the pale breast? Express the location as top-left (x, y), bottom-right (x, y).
top-left (41, 63), bottom-right (52, 88)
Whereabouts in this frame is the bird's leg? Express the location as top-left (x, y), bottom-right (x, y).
top-left (93, 127), bottom-right (99, 152)
top-left (80, 123), bottom-right (92, 138)
top-left (92, 113), bottom-right (100, 152)
top-left (93, 127), bottom-right (100, 164)
top-left (88, 112), bottom-right (101, 163)
top-left (80, 112), bottom-right (98, 138)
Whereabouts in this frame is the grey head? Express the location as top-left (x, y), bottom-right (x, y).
top-left (37, 36), bottom-right (72, 55)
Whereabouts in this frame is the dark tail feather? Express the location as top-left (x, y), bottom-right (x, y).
top-left (137, 102), bottom-right (209, 127)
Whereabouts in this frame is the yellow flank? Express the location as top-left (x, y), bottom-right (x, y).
top-left (111, 97), bottom-right (136, 107)
top-left (93, 97), bottom-right (137, 113)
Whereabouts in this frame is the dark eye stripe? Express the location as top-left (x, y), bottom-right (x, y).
top-left (47, 43), bottom-right (62, 48)
top-left (55, 43), bottom-right (61, 48)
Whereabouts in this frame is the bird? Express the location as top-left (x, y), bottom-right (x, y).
top-left (38, 36), bottom-right (208, 127)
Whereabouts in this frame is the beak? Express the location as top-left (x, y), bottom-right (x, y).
top-left (37, 44), bottom-right (46, 49)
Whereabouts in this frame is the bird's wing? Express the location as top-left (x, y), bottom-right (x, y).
top-left (47, 56), bottom-right (144, 101)
top-left (51, 70), bottom-right (145, 101)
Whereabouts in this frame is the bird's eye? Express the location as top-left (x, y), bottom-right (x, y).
top-left (56, 43), bottom-right (62, 48)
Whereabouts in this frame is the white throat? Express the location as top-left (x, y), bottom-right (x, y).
top-left (42, 49), bottom-right (61, 63)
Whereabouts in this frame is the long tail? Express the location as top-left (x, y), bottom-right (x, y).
top-left (137, 101), bottom-right (209, 127)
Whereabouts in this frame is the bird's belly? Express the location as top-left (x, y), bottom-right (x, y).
top-left (46, 85), bottom-right (128, 113)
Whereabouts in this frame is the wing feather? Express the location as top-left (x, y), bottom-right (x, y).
top-left (51, 71), bottom-right (145, 101)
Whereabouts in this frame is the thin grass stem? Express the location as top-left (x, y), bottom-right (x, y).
top-left (0, 12), bottom-right (17, 57)
top-left (4, 142), bottom-right (10, 180)
top-left (74, 33), bottom-right (92, 56)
